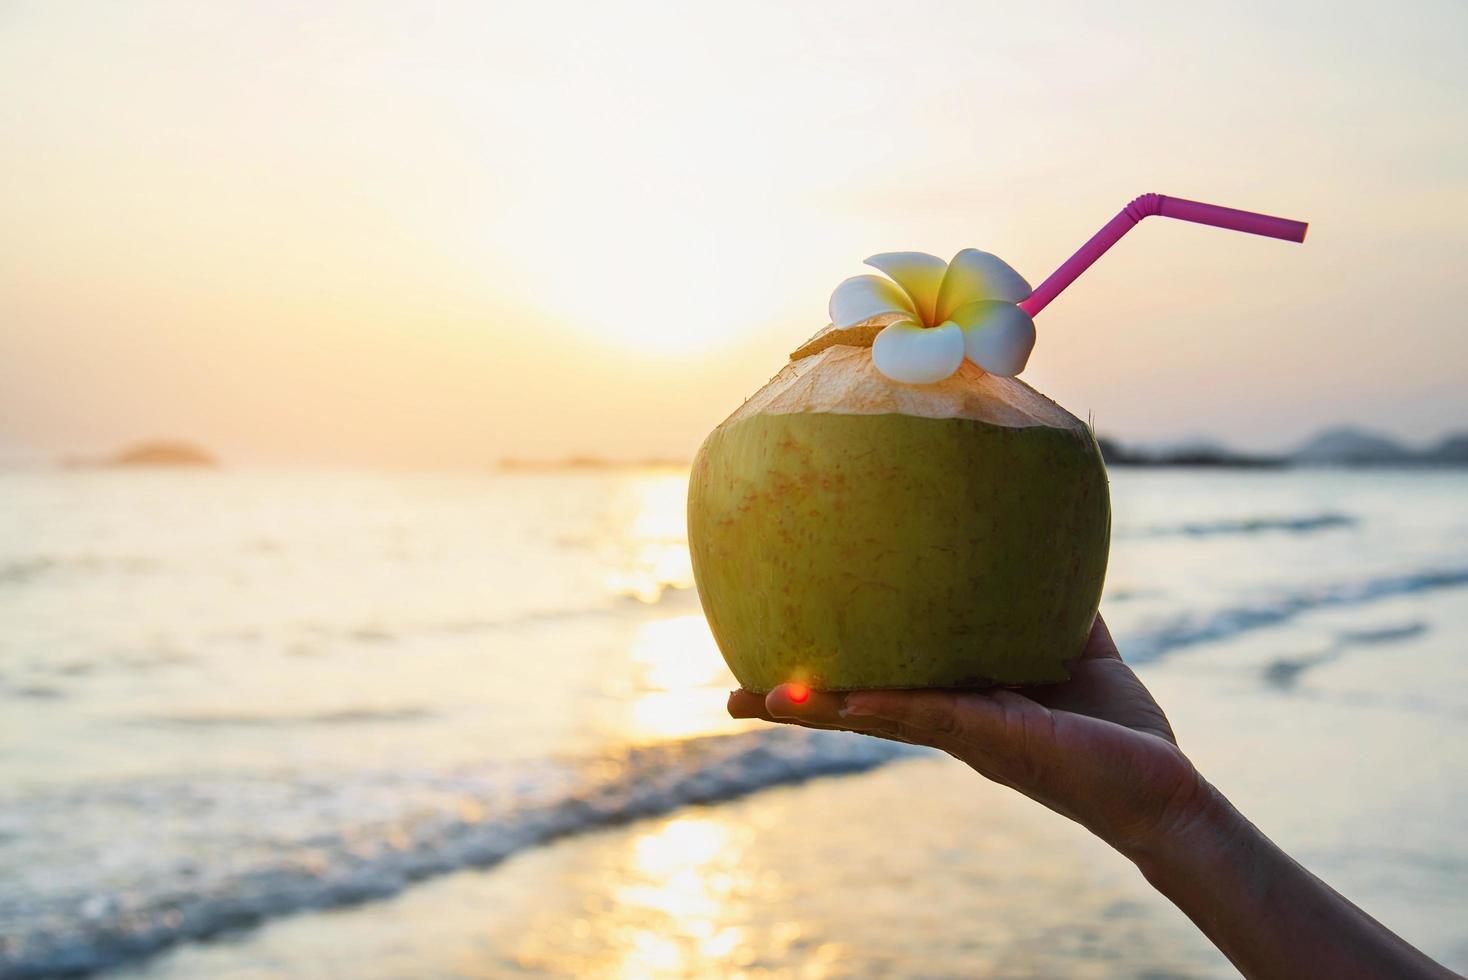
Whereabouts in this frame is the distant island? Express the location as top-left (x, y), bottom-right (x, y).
top-left (1099, 426), bottom-right (1468, 468)
top-left (33, 428), bottom-right (1466, 473)
top-left (496, 428), bottom-right (1468, 475)
top-left (62, 440), bottom-right (219, 468)
top-left (1096, 437), bottom-right (1283, 468)
top-left (495, 427), bottom-right (1468, 472)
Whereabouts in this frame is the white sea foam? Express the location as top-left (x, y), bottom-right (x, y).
top-left (0, 729), bottom-right (919, 979)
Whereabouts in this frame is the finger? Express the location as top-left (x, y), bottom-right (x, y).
top-left (766, 685), bottom-right (928, 745)
top-left (841, 688), bottom-right (998, 738)
top-left (840, 687), bottom-right (1046, 759)
top-left (728, 689), bottom-right (838, 730)
top-left (730, 687), bottom-right (848, 729)
top-left (753, 686), bottom-right (1060, 796)
top-left (727, 689), bottom-right (767, 719)
top-left (847, 688), bottom-right (1062, 793)
top-left (1080, 613), bottom-right (1122, 661)
top-left (730, 688), bottom-right (918, 743)
top-left (764, 683), bottom-right (842, 719)
top-left (764, 684), bottom-right (986, 752)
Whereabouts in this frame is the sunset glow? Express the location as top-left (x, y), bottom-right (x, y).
top-left (2, 1), bottom-right (1465, 467)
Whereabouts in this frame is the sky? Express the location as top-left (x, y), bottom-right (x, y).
top-left (1, 0), bottom-right (1465, 465)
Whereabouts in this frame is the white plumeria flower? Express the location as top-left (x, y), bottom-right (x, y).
top-left (828, 249), bottom-right (1036, 384)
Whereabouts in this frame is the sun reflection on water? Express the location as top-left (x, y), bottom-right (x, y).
top-left (603, 472), bottom-right (696, 605)
top-left (492, 805), bottom-right (850, 979)
top-left (624, 615), bottom-right (741, 743)
top-left (585, 470), bottom-right (746, 745)
top-left (610, 817), bottom-right (747, 978)
top-left (632, 616), bottom-right (726, 692)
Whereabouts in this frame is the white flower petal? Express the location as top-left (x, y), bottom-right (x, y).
top-left (935, 249), bottom-right (1032, 321)
top-left (871, 320), bottom-right (966, 385)
top-left (829, 274), bottom-right (916, 328)
top-left (863, 252), bottom-right (947, 326)
top-left (951, 301), bottom-right (1036, 377)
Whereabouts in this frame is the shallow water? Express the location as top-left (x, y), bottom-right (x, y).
top-left (2, 466), bottom-right (1466, 978)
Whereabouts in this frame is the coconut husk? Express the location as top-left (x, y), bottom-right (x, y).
top-left (731, 327), bottom-right (1082, 431)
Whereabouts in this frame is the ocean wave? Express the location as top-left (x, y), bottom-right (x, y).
top-left (1333, 622), bottom-right (1430, 646)
top-left (1289, 687), bottom-right (1468, 722)
top-left (1262, 621), bottom-right (1429, 689)
top-left (330, 584), bottom-right (700, 641)
top-left (139, 707), bottom-right (436, 728)
top-left (0, 728), bottom-right (919, 979)
top-left (4, 685), bottom-right (65, 701)
top-left (0, 554), bottom-right (160, 587)
top-left (1123, 567), bottom-right (1468, 664)
top-left (8, 565), bottom-right (1466, 978)
top-left (2, 587), bottom-right (703, 702)
top-left (1122, 512), bottom-right (1357, 539)
top-left (0, 557), bottom-right (53, 585)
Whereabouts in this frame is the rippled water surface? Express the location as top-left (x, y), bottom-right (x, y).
top-left (2, 466), bottom-right (1466, 978)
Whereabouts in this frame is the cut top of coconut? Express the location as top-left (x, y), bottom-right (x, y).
top-left (788, 315), bottom-right (904, 361)
top-left (728, 342), bottom-right (1085, 431)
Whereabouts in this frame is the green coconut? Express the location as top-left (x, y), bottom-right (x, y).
top-left (687, 323), bottom-right (1110, 691)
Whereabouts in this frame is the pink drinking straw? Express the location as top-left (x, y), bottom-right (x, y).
top-left (1017, 194), bottom-right (1308, 318)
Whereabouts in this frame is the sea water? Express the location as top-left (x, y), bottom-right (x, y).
top-left (1, 466), bottom-right (1465, 978)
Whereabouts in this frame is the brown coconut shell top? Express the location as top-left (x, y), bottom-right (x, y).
top-left (724, 317), bottom-right (1086, 433)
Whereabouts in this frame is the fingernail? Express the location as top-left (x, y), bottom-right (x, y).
top-left (838, 695), bottom-right (873, 718)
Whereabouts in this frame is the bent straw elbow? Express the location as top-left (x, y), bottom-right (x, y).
top-left (1125, 193), bottom-right (1166, 221)
top-left (1019, 194), bottom-right (1308, 318)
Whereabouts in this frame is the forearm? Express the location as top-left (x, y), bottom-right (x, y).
top-left (1120, 781), bottom-right (1458, 980)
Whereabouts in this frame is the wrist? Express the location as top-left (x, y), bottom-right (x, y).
top-left (1108, 775), bottom-right (1456, 979)
top-left (1113, 773), bottom-right (1245, 866)
top-left (1118, 776), bottom-right (1264, 887)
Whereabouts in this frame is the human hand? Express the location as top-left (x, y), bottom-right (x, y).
top-left (732, 615), bottom-right (1464, 979)
top-left (727, 614), bottom-right (1210, 855)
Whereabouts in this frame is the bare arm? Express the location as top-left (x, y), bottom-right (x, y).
top-left (728, 616), bottom-right (1459, 980)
